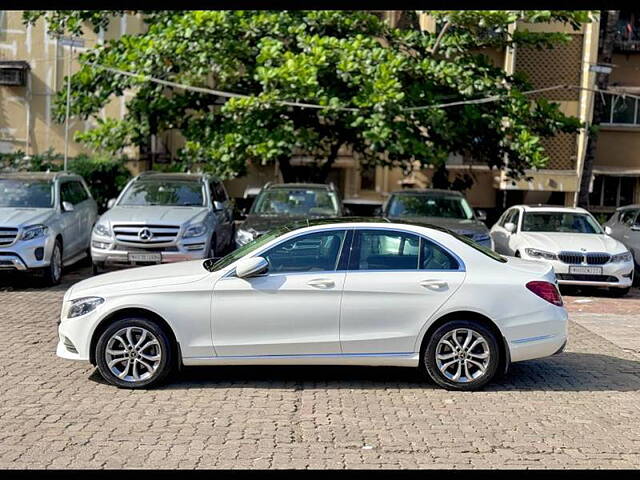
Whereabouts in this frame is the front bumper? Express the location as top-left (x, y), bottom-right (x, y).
top-left (0, 235), bottom-right (54, 271)
top-left (91, 234), bottom-right (210, 267)
top-left (552, 261), bottom-right (633, 288)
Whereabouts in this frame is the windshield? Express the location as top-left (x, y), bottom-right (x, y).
top-left (522, 212), bottom-right (603, 234)
top-left (0, 179), bottom-right (53, 208)
top-left (118, 180), bottom-right (205, 207)
top-left (204, 224), bottom-right (296, 272)
top-left (387, 193), bottom-right (474, 220)
top-left (251, 189), bottom-right (339, 216)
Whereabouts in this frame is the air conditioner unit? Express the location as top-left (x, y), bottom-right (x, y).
top-left (0, 61), bottom-right (30, 87)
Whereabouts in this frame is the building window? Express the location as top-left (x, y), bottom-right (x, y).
top-left (589, 175), bottom-right (636, 208)
top-left (601, 94), bottom-right (639, 125)
top-left (360, 164), bottom-right (376, 191)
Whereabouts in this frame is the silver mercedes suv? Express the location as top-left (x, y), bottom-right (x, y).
top-left (90, 172), bottom-right (235, 273)
top-left (0, 172), bottom-right (98, 285)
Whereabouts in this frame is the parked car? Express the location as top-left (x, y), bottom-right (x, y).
top-left (603, 205), bottom-right (640, 279)
top-left (0, 172), bottom-right (98, 285)
top-left (58, 218), bottom-right (567, 391)
top-left (379, 189), bottom-right (492, 249)
top-left (490, 205), bottom-right (634, 296)
top-left (235, 182), bottom-right (344, 247)
top-left (90, 172), bottom-right (235, 273)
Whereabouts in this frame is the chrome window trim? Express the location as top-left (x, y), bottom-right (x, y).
top-left (221, 225), bottom-right (466, 277)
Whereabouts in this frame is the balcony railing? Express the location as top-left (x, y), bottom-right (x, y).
top-left (614, 39), bottom-right (640, 52)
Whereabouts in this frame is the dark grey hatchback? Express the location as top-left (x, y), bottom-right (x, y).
top-left (381, 189), bottom-right (493, 249)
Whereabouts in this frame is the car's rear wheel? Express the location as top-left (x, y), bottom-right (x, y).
top-left (423, 320), bottom-right (499, 391)
top-left (95, 317), bottom-right (174, 389)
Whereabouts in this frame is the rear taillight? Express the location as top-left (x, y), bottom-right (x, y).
top-left (526, 281), bottom-right (563, 307)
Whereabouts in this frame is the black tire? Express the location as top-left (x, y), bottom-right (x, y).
top-left (95, 317), bottom-right (174, 389)
top-left (208, 234), bottom-right (217, 259)
top-left (91, 262), bottom-right (102, 275)
top-left (42, 239), bottom-right (63, 286)
top-left (514, 251), bottom-right (521, 258)
top-left (422, 320), bottom-right (500, 391)
top-left (608, 286), bottom-right (631, 297)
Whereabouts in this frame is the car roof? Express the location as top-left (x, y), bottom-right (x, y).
top-left (0, 171), bottom-right (80, 181)
top-left (389, 188), bottom-right (463, 196)
top-left (511, 204), bottom-right (590, 214)
top-left (271, 216), bottom-right (462, 237)
top-left (615, 204), bottom-right (640, 211)
top-left (135, 172), bottom-right (214, 182)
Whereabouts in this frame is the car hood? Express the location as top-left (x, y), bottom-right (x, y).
top-left (387, 216), bottom-right (489, 236)
top-left (0, 207), bottom-right (55, 227)
top-left (98, 205), bottom-right (209, 226)
top-left (68, 259), bottom-right (214, 297)
top-left (239, 214), bottom-right (337, 234)
top-left (518, 232), bottom-right (627, 254)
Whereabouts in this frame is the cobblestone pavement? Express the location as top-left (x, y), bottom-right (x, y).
top-left (0, 266), bottom-right (639, 469)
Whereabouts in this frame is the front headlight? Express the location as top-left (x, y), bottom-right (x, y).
top-left (93, 223), bottom-right (112, 237)
top-left (20, 224), bottom-right (49, 241)
top-left (611, 251), bottom-right (633, 263)
top-left (236, 228), bottom-right (257, 246)
top-left (525, 248), bottom-right (558, 261)
top-left (67, 297), bottom-right (104, 319)
top-left (183, 223), bottom-right (206, 238)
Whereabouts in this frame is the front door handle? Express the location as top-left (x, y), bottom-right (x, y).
top-left (307, 278), bottom-right (335, 289)
top-left (420, 279), bottom-right (448, 290)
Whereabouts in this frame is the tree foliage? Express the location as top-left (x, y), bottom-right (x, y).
top-left (24, 10), bottom-right (594, 183)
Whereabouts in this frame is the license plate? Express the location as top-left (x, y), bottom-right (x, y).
top-left (128, 253), bottom-right (162, 263)
top-left (569, 266), bottom-right (602, 275)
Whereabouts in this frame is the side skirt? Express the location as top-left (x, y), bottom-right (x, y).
top-left (183, 352), bottom-right (420, 367)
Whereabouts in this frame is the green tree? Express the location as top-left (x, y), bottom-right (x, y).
top-left (24, 10), bottom-right (592, 184)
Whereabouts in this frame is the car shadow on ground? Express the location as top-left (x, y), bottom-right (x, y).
top-left (0, 263), bottom-right (92, 293)
top-left (88, 351), bottom-right (640, 393)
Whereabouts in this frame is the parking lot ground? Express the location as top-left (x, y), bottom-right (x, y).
top-left (0, 266), bottom-right (639, 469)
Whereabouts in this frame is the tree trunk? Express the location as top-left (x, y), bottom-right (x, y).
top-left (278, 156), bottom-right (296, 183)
top-left (577, 10), bottom-right (620, 208)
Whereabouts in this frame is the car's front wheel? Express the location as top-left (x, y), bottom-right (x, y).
top-left (423, 320), bottom-right (500, 391)
top-left (95, 317), bottom-right (174, 389)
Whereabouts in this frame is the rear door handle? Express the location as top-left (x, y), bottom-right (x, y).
top-left (420, 279), bottom-right (448, 290)
top-left (307, 278), bottom-right (335, 289)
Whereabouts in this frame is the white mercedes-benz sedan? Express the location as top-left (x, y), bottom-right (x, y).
top-left (490, 205), bottom-right (634, 296)
top-left (57, 219), bottom-right (568, 391)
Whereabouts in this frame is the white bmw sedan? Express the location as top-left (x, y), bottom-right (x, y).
top-left (58, 219), bottom-right (568, 391)
top-left (490, 205), bottom-right (634, 296)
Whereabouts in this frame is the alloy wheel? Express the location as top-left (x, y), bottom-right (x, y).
top-left (435, 328), bottom-right (491, 383)
top-left (104, 326), bottom-right (162, 382)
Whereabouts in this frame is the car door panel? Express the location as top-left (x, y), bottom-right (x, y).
top-left (212, 272), bottom-right (345, 356)
top-left (339, 229), bottom-right (465, 354)
top-left (211, 228), bottom-right (349, 357)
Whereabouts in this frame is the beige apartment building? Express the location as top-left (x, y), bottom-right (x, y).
top-left (2, 10), bottom-right (631, 219)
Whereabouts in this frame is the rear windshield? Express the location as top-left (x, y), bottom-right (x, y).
top-left (0, 179), bottom-right (53, 208)
top-left (119, 180), bottom-right (205, 207)
top-left (442, 227), bottom-right (506, 263)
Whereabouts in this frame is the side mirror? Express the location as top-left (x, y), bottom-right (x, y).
top-left (235, 256), bottom-right (268, 278)
top-left (475, 209), bottom-right (487, 222)
top-left (213, 200), bottom-right (224, 211)
top-left (107, 198), bottom-right (117, 209)
top-left (62, 201), bottom-right (75, 212)
top-left (604, 225), bottom-right (613, 235)
top-left (504, 222), bottom-right (516, 233)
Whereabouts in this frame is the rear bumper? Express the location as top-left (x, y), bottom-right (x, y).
top-left (504, 305), bottom-right (568, 363)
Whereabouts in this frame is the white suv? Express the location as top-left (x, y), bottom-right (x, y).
top-left (0, 172), bottom-right (98, 285)
top-left (490, 205), bottom-right (634, 295)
